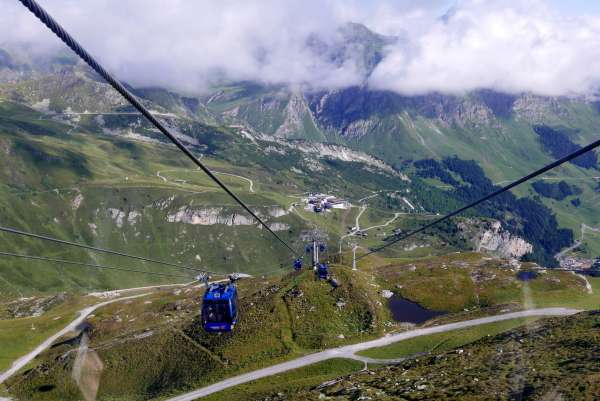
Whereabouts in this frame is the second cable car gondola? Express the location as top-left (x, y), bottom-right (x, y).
top-left (317, 263), bottom-right (329, 280)
top-left (201, 275), bottom-right (239, 333)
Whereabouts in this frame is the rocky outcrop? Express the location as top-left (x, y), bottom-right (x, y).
top-left (513, 94), bottom-right (568, 123)
top-left (268, 208), bottom-right (289, 218)
top-left (166, 206), bottom-right (290, 227)
top-left (71, 193), bottom-right (84, 210)
top-left (459, 219), bottom-right (533, 259)
top-left (275, 92), bottom-right (311, 138)
top-left (167, 207), bottom-right (255, 226)
top-left (289, 142), bottom-right (407, 178)
top-left (451, 99), bottom-right (495, 128)
top-left (108, 208), bottom-right (126, 228)
top-left (269, 222), bottom-right (290, 232)
top-left (127, 211), bottom-right (141, 225)
top-left (342, 118), bottom-right (377, 139)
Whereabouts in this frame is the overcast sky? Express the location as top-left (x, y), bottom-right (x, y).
top-left (2, 0), bottom-right (600, 97)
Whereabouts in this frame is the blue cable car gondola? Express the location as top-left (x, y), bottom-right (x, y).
top-left (317, 263), bottom-right (329, 280)
top-left (293, 258), bottom-right (303, 271)
top-left (201, 276), bottom-right (238, 333)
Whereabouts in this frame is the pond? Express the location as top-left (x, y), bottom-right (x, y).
top-left (387, 294), bottom-right (447, 324)
top-left (516, 271), bottom-right (538, 281)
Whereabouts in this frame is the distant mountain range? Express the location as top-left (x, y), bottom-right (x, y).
top-left (1, 23), bottom-right (600, 273)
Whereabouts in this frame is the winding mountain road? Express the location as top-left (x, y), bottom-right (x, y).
top-left (362, 212), bottom-right (402, 233)
top-left (354, 205), bottom-right (367, 230)
top-left (555, 223), bottom-right (600, 261)
top-left (164, 307), bottom-right (579, 401)
top-left (213, 172), bottom-right (254, 193)
top-left (156, 170), bottom-right (255, 193)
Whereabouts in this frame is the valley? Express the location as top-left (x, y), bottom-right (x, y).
top-left (1, 17), bottom-right (600, 400)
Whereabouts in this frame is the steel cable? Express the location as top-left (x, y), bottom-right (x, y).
top-left (0, 251), bottom-right (194, 279)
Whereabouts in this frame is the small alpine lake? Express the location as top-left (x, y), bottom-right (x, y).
top-left (516, 271), bottom-right (539, 281)
top-left (387, 294), bottom-right (447, 324)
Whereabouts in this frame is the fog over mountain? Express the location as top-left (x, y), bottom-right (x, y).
top-left (2, 0), bottom-right (600, 97)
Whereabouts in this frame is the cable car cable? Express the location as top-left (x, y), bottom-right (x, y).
top-left (18, 0), bottom-right (299, 259)
top-left (0, 225), bottom-right (209, 274)
top-left (0, 251), bottom-right (193, 279)
top-left (358, 136), bottom-right (600, 260)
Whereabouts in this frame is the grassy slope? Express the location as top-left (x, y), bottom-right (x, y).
top-left (0, 295), bottom-right (95, 371)
top-left (5, 267), bottom-right (385, 400)
top-left (311, 98), bottom-right (600, 257)
top-left (357, 317), bottom-right (542, 359)
top-left (0, 99), bottom-right (421, 296)
top-left (6, 254), bottom-right (599, 399)
top-left (3, 252), bottom-right (598, 400)
top-left (370, 252), bottom-right (600, 312)
top-left (271, 311), bottom-right (600, 401)
top-left (200, 359), bottom-right (363, 401)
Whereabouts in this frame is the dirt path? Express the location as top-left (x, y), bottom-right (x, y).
top-left (362, 212), bottom-right (402, 233)
top-left (355, 205), bottom-right (367, 230)
top-left (213, 172), bottom-right (254, 193)
top-left (555, 223), bottom-right (600, 260)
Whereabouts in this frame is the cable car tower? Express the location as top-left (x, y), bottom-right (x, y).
top-left (300, 229), bottom-right (329, 268)
top-left (300, 229), bottom-right (337, 284)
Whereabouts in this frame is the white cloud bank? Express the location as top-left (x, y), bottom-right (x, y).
top-left (2, 0), bottom-right (600, 97)
top-left (369, 0), bottom-right (600, 97)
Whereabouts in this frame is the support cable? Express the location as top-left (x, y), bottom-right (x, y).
top-left (0, 225), bottom-right (209, 274)
top-left (0, 251), bottom-right (193, 279)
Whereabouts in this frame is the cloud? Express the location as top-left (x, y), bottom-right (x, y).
top-left (2, 0), bottom-right (600, 97)
top-left (369, 0), bottom-right (600, 96)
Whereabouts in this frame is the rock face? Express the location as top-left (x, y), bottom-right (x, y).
top-left (108, 208), bottom-right (126, 228)
top-left (513, 94), bottom-right (568, 123)
top-left (101, 203), bottom-right (289, 229)
top-left (269, 222), bottom-right (291, 232)
top-left (252, 124), bottom-right (402, 174)
top-left (459, 219), bottom-right (533, 259)
top-left (71, 193), bottom-right (84, 210)
top-left (275, 92), bottom-right (313, 138)
top-left (167, 207), bottom-right (255, 226)
top-left (282, 141), bottom-right (406, 178)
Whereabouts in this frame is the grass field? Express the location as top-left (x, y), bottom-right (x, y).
top-left (0, 295), bottom-right (94, 371)
top-left (369, 253), bottom-right (599, 313)
top-left (4, 268), bottom-right (386, 400)
top-left (278, 312), bottom-right (600, 400)
top-left (531, 276), bottom-right (600, 310)
top-left (357, 317), bottom-right (543, 359)
top-left (199, 359), bottom-right (364, 401)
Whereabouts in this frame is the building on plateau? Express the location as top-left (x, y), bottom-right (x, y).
top-left (305, 194), bottom-right (349, 212)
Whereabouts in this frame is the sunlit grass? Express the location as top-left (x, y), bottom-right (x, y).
top-left (200, 359), bottom-right (364, 401)
top-left (0, 296), bottom-right (93, 371)
top-left (358, 317), bottom-right (542, 359)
